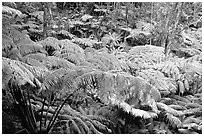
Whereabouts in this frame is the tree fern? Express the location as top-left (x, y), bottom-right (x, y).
top-left (45, 56), bottom-right (76, 70)
top-left (58, 39), bottom-right (85, 55)
top-left (17, 39), bottom-right (46, 56)
top-left (41, 68), bottom-right (70, 98)
top-left (73, 70), bottom-right (160, 119)
top-left (2, 57), bottom-right (36, 90)
top-left (38, 37), bottom-right (60, 55)
top-left (7, 27), bottom-right (29, 44)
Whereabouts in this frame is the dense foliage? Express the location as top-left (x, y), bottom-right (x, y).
top-left (2, 2), bottom-right (202, 134)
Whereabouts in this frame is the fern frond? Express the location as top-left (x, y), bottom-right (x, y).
top-left (72, 117), bottom-right (89, 134)
top-left (128, 45), bottom-right (165, 66)
top-left (14, 59), bottom-right (50, 82)
top-left (58, 39), bottom-right (84, 55)
top-left (41, 68), bottom-right (70, 97)
top-left (111, 98), bottom-right (151, 119)
top-left (101, 32), bottom-right (121, 47)
top-left (2, 6), bottom-right (22, 17)
top-left (68, 119), bottom-right (81, 134)
top-left (2, 35), bottom-right (17, 53)
top-left (86, 58), bottom-right (108, 71)
top-left (164, 113), bottom-right (182, 130)
top-left (58, 53), bottom-right (81, 65)
top-left (85, 121), bottom-right (102, 134)
top-left (38, 37), bottom-right (60, 55)
top-left (17, 39), bottom-right (46, 56)
top-left (156, 102), bottom-right (184, 117)
top-left (92, 54), bottom-right (113, 70)
top-left (84, 47), bottom-right (98, 58)
top-left (98, 52), bottom-right (122, 70)
top-left (23, 53), bottom-right (48, 62)
top-left (46, 56), bottom-right (76, 70)
top-left (23, 57), bottom-right (47, 69)
top-left (2, 57), bottom-right (36, 90)
top-left (87, 115), bottom-right (114, 132)
top-left (72, 37), bottom-right (101, 49)
top-left (91, 119), bottom-right (112, 133)
top-left (6, 27), bottom-right (26, 44)
top-left (74, 71), bottom-right (160, 119)
top-left (57, 30), bottom-right (75, 40)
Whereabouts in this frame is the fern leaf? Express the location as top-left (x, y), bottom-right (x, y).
top-left (58, 39), bottom-right (84, 55)
top-left (38, 37), bottom-right (60, 55)
top-left (92, 54), bottom-right (113, 70)
top-left (156, 102), bottom-right (184, 117)
top-left (85, 121), bottom-right (102, 134)
top-left (2, 57), bottom-right (36, 90)
top-left (2, 6), bottom-right (22, 17)
top-left (72, 117), bottom-right (89, 134)
top-left (2, 35), bottom-right (17, 54)
top-left (110, 97), bottom-right (151, 119)
top-left (68, 119), bottom-right (81, 134)
top-left (46, 56), bottom-right (76, 70)
top-left (17, 40), bottom-right (46, 56)
top-left (15, 60), bottom-right (50, 82)
top-left (164, 113), bottom-right (182, 129)
top-left (87, 115), bottom-right (113, 133)
top-left (86, 58), bottom-right (108, 71)
top-left (57, 30), bottom-right (75, 39)
top-left (91, 120), bottom-right (111, 134)
top-left (72, 37), bottom-right (101, 49)
top-left (41, 68), bottom-right (69, 97)
top-left (58, 53), bottom-right (81, 65)
top-left (23, 57), bottom-right (47, 69)
top-left (23, 53), bottom-right (48, 62)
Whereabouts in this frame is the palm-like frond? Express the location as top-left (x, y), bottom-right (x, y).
top-left (2, 57), bottom-right (36, 90)
top-left (58, 53), bottom-right (82, 65)
top-left (72, 70), bottom-right (160, 119)
top-left (101, 32), bottom-right (121, 47)
top-left (15, 59), bottom-right (50, 82)
top-left (2, 34), bottom-right (17, 55)
top-left (23, 53), bottom-right (48, 62)
top-left (17, 39), bottom-right (46, 57)
top-left (38, 37), bottom-right (60, 55)
top-left (57, 30), bottom-right (75, 40)
top-left (157, 102), bottom-right (184, 117)
top-left (53, 39), bottom-right (85, 65)
top-left (72, 37), bottom-right (101, 49)
top-left (46, 56), bottom-right (76, 70)
top-left (86, 58), bottom-right (108, 71)
top-left (23, 57), bottom-right (47, 69)
top-left (164, 113), bottom-right (182, 130)
top-left (2, 5), bottom-right (23, 17)
top-left (41, 68), bottom-right (70, 97)
top-left (4, 26), bottom-right (27, 44)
